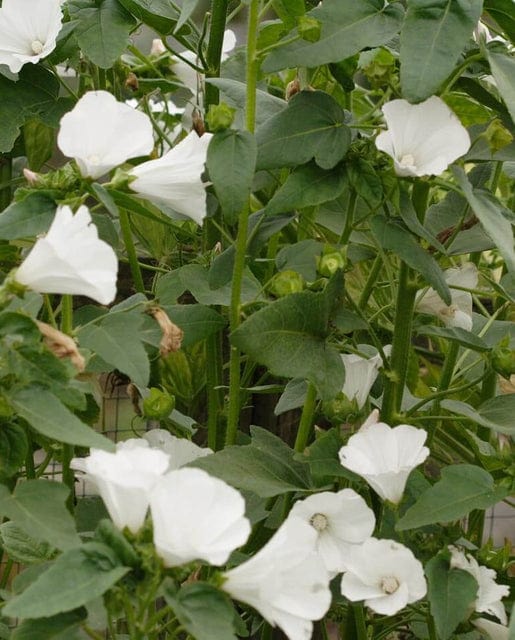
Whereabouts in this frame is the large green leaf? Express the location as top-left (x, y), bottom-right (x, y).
top-left (117, 0), bottom-right (181, 34)
top-left (0, 481), bottom-right (81, 551)
top-left (263, 0), bottom-right (404, 71)
top-left (78, 312), bottom-right (150, 387)
top-left (256, 91), bottom-right (351, 171)
top-left (453, 166), bottom-right (515, 273)
top-left (0, 193), bottom-right (56, 240)
top-left (68, 0), bottom-right (136, 68)
top-left (0, 66), bottom-right (60, 153)
top-left (396, 465), bottom-right (509, 530)
top-left (191, 426), bottom-right (312, 497)
top-left (163, 582), bottom-right (237, 640)
top-left (0, 522), bottom-right (56, 565)
top-left (487, 51), bottom-right (515, 124)
top-left (207, 130), bottom-right (257, 224)
top-left (230, 281), bottom-right (345, 400)
top-left (10, 386), bottom-right (114, 450)
top-left (400, 0), bottom-right (483, 102)
top-left (425, 551), bottom-right (479, 640)
top-left (265, 162), bottom-right (347, 215)
top-left (3, 542), bottom-right (129, 619)
top-left (11, 609), bottom-right (87, 640)
top-left (159, 304), bottom-right (226, 348)
top-left (484, 0), bottom-right (515, 42)
top-left (369, 215), bottom-right (451, 304)
top-left (441, 398), bottom-right (515, 436)
top-left (0, 423), bottom-right (28, 479)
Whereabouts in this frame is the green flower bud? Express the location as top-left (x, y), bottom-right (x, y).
top-left (484, 119), bottom-right (513, 154)
top-left (269, 270), bottom-right (305, 297)
top-left (143, 387), bottom-right (175, 419)
top-left (317, 249), bottom-right (345, 277)
top-left (206, 102), bottom-right (236, 132)
top-left (297, 16), bottom-right (321, 43)
top-left (322, 392), bottom-right (358, 424)
top-left (491, 336), bottom-right (515, 380)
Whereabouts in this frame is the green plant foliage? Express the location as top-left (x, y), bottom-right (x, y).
top-left (487, 51), bottom-right (515, 124)
top-left (441, 397), bottom-right (515, 436)
top-left (0, 521), bottom-right (56, 565)
top-left (0, 423), bottom-right (28, 479)
top-left (0, 193), bottom-right (57, 240)
top-left (11, 609), bottom-right (87, 640)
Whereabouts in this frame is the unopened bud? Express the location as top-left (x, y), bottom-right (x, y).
top-left (148, 306), bottom-right (183, 356)
top-left (23, 168), bottom-right (41, 186)
top-left (491, 336), bottom-right (515, 380)
top-left (150, 38), bottom-right (166, 57)
top-left (206, 102), bottom-right (235, 133)
top-left (143, 387), bottom-right (175, 419)
top-left (322, 392), bottom-right (358, 424)
top-left (125, 72), bottom-right (139, 92)
top-left (192, 109), bottom-right (206, 137)
top-left (317, 248), bottom-right (345, 277)
top-left (269, 270), bottom-right (305, 297)
top-left (35, 320), bottom-right (85, 372)
top-left (285, 78), bottom-right (301, 101)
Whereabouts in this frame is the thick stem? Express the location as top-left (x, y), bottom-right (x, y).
top-left (358, 255), bottom-right (383, 310)
top-left (428, 341), bottom-right (460, 446)
top-left (294, 382), bottom-right (317, 453)
top-left (353, 604), bottom-right (368, 640)
top-left (204, 0), bottom-right (229, 109)
top-left (206, 331), bottom-right (224, 450)
top-left (0, 155), bottom-right (12, 211)
top-left (60, 295), bottom-right (75, 512)
top-left (119, 208), bottom-right (145, 293)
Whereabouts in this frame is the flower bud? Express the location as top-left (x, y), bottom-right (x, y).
top-left (322, 392), bottom-right (358, 424)
top-left (143, 387), bottom-right (175, 419)
top-left (147, 306), bottom-right (183, 356)
top-left (125, 72), bottom-right (139, 92)
top-left (285, 78), bottom-right (301, 101)
top-left (206, 102), bottom-right (236, 132)
top-left (297, 16), bottom-right (321, 42)
top-left (36, 320), bottom-right (85, 372)
top-left (317, 247), bottom-right (345, 277)
top-left (491, 336), bottom-right (515, 380)
top-left (269, 270), bottom-right (305, 297)
top-left (23, 168), bottom-right (42, 186)
top-left (484, 119), bottom-right (513, 154)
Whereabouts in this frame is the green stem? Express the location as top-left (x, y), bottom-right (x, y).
top-left (404, 374), bottom-right (484, 418)
top-left (225, 0), bottom-right (260, 447)
top-left (206, 331), bottom-right (224, 451)
top-left (358, 255), bottom-right (383, 310)
top-left (353, 604), bottom-right (368, 640)
top-left (204, 0), bottom-right (229, 109)
top-left (0, 558), bottom-right (13, 590)
top-left (60, 295), bottom-right (75, 512)
top-left (381, 262), bottom-right (417, 423)
top-left (119, 208), bottom-right (145, 293)
top-left (428, 341), bottom-right (460, 446)
top-left (338, 189), bottom-right (357, 245)
top-left (60, 295), bottom-right (74, 335)
top-left (478, 366), bottom-right (497, 442)
top-left (294, 382), bottom-right (317, 453)
top-left (0, 155), bottom-right (12, 211)
top-left (24, 429), bottom-right (36, 479)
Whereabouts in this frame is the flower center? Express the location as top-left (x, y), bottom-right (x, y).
top-left (381, 576), bottom-right (400, 594)
top-left (398, 153), bottom-right (416, 168)
top-left (309, 513), bottom-right (329, 532)
top-left (31, 40), bottom-right (44, 55)
top-left (87, 154), bottom-right (101, 165)
top-left (440, 304), bottom-right (457, 319)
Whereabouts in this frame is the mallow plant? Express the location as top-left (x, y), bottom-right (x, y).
top-left (0, 0), bottom-right (513, 639)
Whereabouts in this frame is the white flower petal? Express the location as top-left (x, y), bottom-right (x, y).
top-left (15, 205), bottom-right (118, 304)
top-left (143, 429), bottom-right (212, 470)
top-left (473, 618), bottom-right (510, 640)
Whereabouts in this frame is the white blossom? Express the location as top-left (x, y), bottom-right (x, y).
top-left (340, 538), bottom-right (427, 615)
top-left (223, 517), bottom-right (332, 640)
top-left (449, 547), bottom-right (510, 624)
top-left (0, 0), bottom-right (63, 73)
top-left (473, 618), bottom-right (510, 640)
top-left (341, 345), bottom-right (391, 409)
top-left (416, 263), bottom-right (478, 332)
top-left (129, 131), bottom-right (213, 225)
top-left (143, 429), bottom-right (212, 470)
top-left (58, 91), bottom-right (154, 179)
top-left (15, 205), bottom-right (118, 305)
top-left (375, 96), bottom-right (471, 177)
top-left (71, 439), bottom-right (170, 534)
top-left (338, 421), bottom-right (429, 504)
top-left (149, 467), bottom-right (250, 567)
top-left (287, 489), bottom-right (375, 574)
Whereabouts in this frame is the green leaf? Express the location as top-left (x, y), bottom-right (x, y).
top-left (231, 284), bottom-right (345, 400)
top-left (484, 0), bottom-right (515, 42)
top-left (78, 312), bottom-right (150, 387)
top-left (0, 423), bottom-right (28, 479)
top-left (0, 522), bottom-right (56, 565)
top-left (370, 215), bottom-right (451, 304)
top-left (425, 552), bottom-right (478, 640)
top-left (3, 542), bottom-right (129, 619)
top-left (414, 326), bottom-right (489, 352)
top-left (23, 120), bottom-right (55, 171)
top-left (207, 130), bottom-right (257, 224)
top-left (163, 582), bottom-right (237, 640)
top-left (452, 166), bottom-right (515, 272)
top-left (272, 0), bottom-right (306, 29)
top-left (263, 0), bottom-right (404, 71)
top-left (68, 0), bottom-right (136, 68)
top-left (0, 66), bottom-right (59, 153)
top-left (441, 398), bottom-right (515, 436)
top-left (304, 428), bottom-right (355, 485)
top-left (117, 0), bottom-right (181, 34)
top-left (10, 386), bottom-right (114, 450)
top-left (396, 465), bottom-right (509, 530)
top-left (487, 51), bottom-right (515, 124)
top-left (275, 239), bottom-right (323, 281)
top-left (399, 189), bottom-right (446, 253)
top-left (274, 378), bottom-right (308, 415)
top-left (256, 91), bottom-right (351, 171)
top-left (11, 609), bottom-right (87, 640)
top-left (0, 192), bottom-right (56, 240)
top-left (175, 0), bottom-right (199, 31)
top-left (265, 162), bottom-right (347, 215)
top-left (0, 481), bottom-right (81, 552)
top-left (191, 426), bottom-right (312, 497)
top-left (161, 304), bottom-right (226, 348)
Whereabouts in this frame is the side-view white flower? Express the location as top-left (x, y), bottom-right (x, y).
top-left (473, 618), bottom-right (509, 640)
top-left (15, 204), bottom-right (118, 305)
top-left (416, 262), bottom-right (478, 332)
top-left (129, 131), bottom-right (213, 225)
top-left (222, 517), bottom-right (332, 640)
top-left (70, 439), bottom-right (170, 534)
top-left (143, 429), bottom-right (212, 471)
top-left (287, 489), bottom-right (376, 574)
top-left (149, 467), bottom-right (250, 567)
top-left (341, 345), bottom-right (391, 409)
top-left (0, 0), bottom-right (63, 73)
top-left (338, 421), bottom-right (429, 504)
top-left (375, 96), bottom-right (471, 177)
top-left (58, 91), bottom-right (154, 180)
top-left (340, 538), bottom-right (427, 615)
top-left (449, 546), bottom-right (510, 624)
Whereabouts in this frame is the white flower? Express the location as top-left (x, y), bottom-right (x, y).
top-left (15, 205), bottom-right (118, 305)
top-left (223, 517), bottom-right (332, 640)
top-left (287, 489), bottom-right (375, 574)
top-left (149, 467), bottom-right (250, 567)
top-left (150, 38), bottom-right (166, 56)
top-left (0, 0), bottom-right (63, 74)
top-left (71, 439), bottom-right (170, 534)
top-left (341, 345), bottom-right (391, 409)
top-left (143, 429), bottom-right (212, 470)
top-left (129, 131), bottom-right (213, 225)
top-left (375, 96), bottom-right (471, 177)
top-left (340, 538), bottom-right (427, 615)
top-left (338, 421), bottom-right (429, 504)
top-left (473, 618), bottom-right (509, 640)
top-left (57, 91), bottom-right (154, 179)
top-left (449, 547), bottom-right (510, 624)
top-left (416, 263), bottom-right (478, 332)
